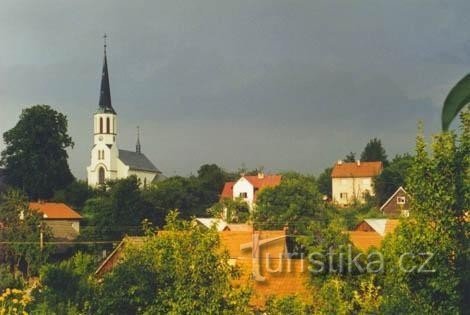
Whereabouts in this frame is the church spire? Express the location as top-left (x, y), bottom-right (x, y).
top-left (98, 33), bottom-right (116, 114)
top-left (136, 126), bottom-right (141, 154)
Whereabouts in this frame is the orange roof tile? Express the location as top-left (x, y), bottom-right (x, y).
top-left (243, 175), bottom-right (282, 189)
top-left (347, 231), bottom-right (383, 251)
top-left (331, 161), bottom-right (382, 178)
top-left (220, 181), bottom-right (235, 200)
top-left (29, 202), bottom-right (82, 220)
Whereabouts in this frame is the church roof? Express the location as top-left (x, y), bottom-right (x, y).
top-left (118, 149), bottom-right (160, 173)
top-left (97, 40), bottom-right (116, 114)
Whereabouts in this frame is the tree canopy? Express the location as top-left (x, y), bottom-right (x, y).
top-left (0, 105), bottom-right (74, 200)
top-left (360, 138), bottom-right (388, 166)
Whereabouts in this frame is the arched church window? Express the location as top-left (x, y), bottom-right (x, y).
top-left (107, 118), bottom-right (110, 134)
top-left (113, 117), bottom-right (116, 133)
top-left (100, 117), bottom-right (103, 134)
top-left (98, 167), bottom-right (105, 185)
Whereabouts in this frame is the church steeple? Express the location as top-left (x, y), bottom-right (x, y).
top-left (136, 126), bottom-right (141, 154)
top-left (98, 34), bottom-right (116, 114)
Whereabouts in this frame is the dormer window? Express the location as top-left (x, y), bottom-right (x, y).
top-left (239, 192), bottom-right (248, 198)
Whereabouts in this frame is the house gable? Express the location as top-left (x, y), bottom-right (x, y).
top-left (380, 186), bottom-right (410, 217)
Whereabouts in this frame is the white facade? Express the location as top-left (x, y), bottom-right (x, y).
top-left (332, 177), bottom-right (374, 205)
top-left (233, 177), bottom-right (255, 208)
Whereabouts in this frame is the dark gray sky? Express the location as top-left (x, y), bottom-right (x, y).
top-left (1, 1), bottom-right (468, 179)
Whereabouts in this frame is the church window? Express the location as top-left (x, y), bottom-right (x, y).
top-left (98, 167), bottom-right (105, 185)
top-left (107, 118), bottom-right (110, 134)
top-left (100, 117), bottom-right (103, 134)
top-left (113, 117), bottom-right (116, 133)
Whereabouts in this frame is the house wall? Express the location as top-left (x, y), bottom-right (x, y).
top-left (44, 219), bottom-right (80, 240)
top-left (382, 190), bottom-right (409, 217)
top-left (332, 177), bottom-right (374, 206)
top-left (233, 178), bottom-right (254, 207)
top-left (128, 169), bottom-right (157, 187)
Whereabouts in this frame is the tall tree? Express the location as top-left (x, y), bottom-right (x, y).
top-left (1, 105), bottom-right (74, 200)
top-left (360, 138), bottom-right (388, 166)
top-left (381, 112), bottom-right (469, 313)
top-left (317, 167), bottom-right (332, 198)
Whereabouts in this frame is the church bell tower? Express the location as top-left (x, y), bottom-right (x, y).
top-left (87, 34), bottom-right (119, 186)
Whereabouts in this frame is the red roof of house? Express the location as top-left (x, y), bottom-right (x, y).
top-left (29, 202), bottom-right (82, 220)
top-left (220, 175), bottom-right (282, 201)
top-left (331, 161), bottom-right (383, 178)
top-left (220, 181), bottom-right (235, 199)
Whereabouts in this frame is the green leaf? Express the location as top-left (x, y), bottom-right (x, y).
top-left (442, 74), bottom-right (470, 131)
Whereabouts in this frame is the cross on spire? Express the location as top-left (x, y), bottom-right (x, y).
top-left (98, 33), bottom-right (115, 114)
top-left (103, 33), bottom-right (107, 54)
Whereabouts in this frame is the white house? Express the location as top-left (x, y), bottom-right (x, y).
top-left (220, 173), bottom-right (282, 209)
top-left (87, 43), bottom-right (162, 187)
top-left (331, 160), bottom-right (383, 206)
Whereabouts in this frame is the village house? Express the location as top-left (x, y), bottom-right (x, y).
top-left (29, 202), bottom-right (82, 241)
top-left (95, 228), bottom-right (311, 308)
top-left (331, 160), bottom-right (383, 206)
top-left (220, 173), bottom-right (282, 209)
top-left (380, 186), bottom-right (411, 217)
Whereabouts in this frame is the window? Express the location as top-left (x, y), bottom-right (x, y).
top-left (102, 150), bottom-right (105, 160)
top-left (401, 209), bottom-right (410, 217)
top-left (106, 117), bottom-right (110, 134)
top-left (99, 117), bottom-right (103, 134)
top-left (239, 192), bottom-right (248, 198)
top-left (397, 196), bottom-right (406, 204)
top-left (340, 192), bottom-right (348, 199)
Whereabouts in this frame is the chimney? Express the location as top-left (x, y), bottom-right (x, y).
top-left (257, 172), bottom-right (264, 179)
top-left (338, 160), bottom-right (343, 165)
top-left (356, 160), bottom-right (361, 166)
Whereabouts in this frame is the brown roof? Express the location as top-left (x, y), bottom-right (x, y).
top-left (331, 161), bottom-right (383, 178)
top-left (29, 202), bottom-right (82, 220)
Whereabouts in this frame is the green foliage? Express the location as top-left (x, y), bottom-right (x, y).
top-left (52, 180), bottom-right (94, 210)
top-left (81, 176), bottom-right (153, 241)
top-left (0, 189), bottom-right (52, 277)
top-left (95, 211), bottom-right (251, 314)
top-left (210, 197), bottom-right (251, 223)
top-left (381, 112), bottom-right (469, 313)
top-left (360, 138), bottom-right (388, 166)
top-left (0, 265), bottom-right (24, 292)
top-left (34, 252), bottom-right (97, 314)
top-left (0, 105), bottom-right (74, 199)
top-left (344, 152), bottom-right (356, 162)
top-left (317, 167), bottom-right (332, 198)
top-left (441, 74), bottom-right (470, 131)
top-left (314, 277), bottom-right (352, 315)
top-left (254, 173), bottom-right (323, 233)
top-left (373, 154), bottom-right (413, 206)
top-left (264, 295), bottom-right (312, 315)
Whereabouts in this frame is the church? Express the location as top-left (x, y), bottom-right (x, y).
top-left (87, 41), bottom-right (162, 187)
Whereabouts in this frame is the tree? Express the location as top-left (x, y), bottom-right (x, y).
top-left (95, 211), bottom-right (251, 314)
top-left (0, 189), bottom-right (52, 277)
top-left (344, 152), bottom-right (356, 162)
top-left (373, 154), bottom-right (413, 205)
top-left (317, 167), bottom-right (332, 198)
top-left (254, 173), bottom-right (324, 233)
top-left (81, 176), bottom-right (153, 241)
top-left (209, 198), bottom-right (250, 223)
top-left (360, 138), bottom-right (388, 166)
top-left (52, 180), bottom-right (94, 210)
top-left (381, 112), bottom-right (469, 313)
top-left (0, 105), bottom-right (74, 200)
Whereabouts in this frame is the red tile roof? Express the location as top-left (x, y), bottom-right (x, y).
top-left (29, 202), bottom-right (82, 220)
top-left (331, 161), bottom-right (382, 178)
top-left (244, 175), bottom-right (282, 189)
top-left (220, 181), bottom-right (235, 200)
